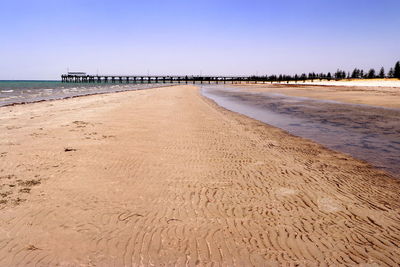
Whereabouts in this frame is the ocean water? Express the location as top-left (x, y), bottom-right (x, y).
top-left (0, 80), bottom-right (167, 107)
top-left (201, 85), bottom-right (400, 178)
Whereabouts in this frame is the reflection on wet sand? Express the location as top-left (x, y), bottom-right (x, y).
top-left (201, 85), bottom-right (400, 177)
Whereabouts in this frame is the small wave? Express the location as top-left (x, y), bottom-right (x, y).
top-left (1, 90), bottom-right (14, 93)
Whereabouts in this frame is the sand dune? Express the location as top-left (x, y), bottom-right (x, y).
top-left (0, 85), bottom-right (399, 266)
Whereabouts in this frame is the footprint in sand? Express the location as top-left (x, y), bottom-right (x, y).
top-left (73, 121), bottom-right (90, 128)
top-left (17, 179), bottom-right (41, 187)
top-left (6, 126), bottom-right (21, 130)
top-left (19, 188), bottom-right (31, 193)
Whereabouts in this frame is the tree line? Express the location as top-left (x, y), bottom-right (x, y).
top-left (253, 60), bottom-right (400, 82)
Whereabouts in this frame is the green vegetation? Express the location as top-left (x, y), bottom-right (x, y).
top-left (256, 60), bottom-right (400, 83)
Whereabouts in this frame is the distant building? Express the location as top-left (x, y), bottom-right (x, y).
top-left (67, 72), bottom-right (86, 76)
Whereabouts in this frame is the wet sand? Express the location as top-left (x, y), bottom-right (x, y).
top-left (285, 79), bottom-right (400, 89)
top-left (239, 83), bottom-right (400, 109)
top-left (290, 78), bottom-right (400, 88)
top-left (0, 85), bottom-right (399, 265)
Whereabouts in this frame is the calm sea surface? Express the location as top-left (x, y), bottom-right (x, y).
top-left (201, 85), bottom-right (400, 178)
top-left (0, 80), bottom-right (165, 107)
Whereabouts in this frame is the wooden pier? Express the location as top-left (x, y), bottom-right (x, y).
top-left (61, 72), bottom-right (269, 84)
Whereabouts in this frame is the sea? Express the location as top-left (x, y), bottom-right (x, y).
top-left (0, 80), bottom-right (166, 107)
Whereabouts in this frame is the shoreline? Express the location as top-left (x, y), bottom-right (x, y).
top-left (201, 86), bottom-right (400, 179)
top-left (201, 89), bottom-right (399, 179)
top-left (0, 85), bottom-right (399, 265)
top-left (0, 83), bottom-right (175, 108)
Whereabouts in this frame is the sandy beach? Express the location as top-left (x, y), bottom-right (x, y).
top-left (0, 85), bottom-right (399, 265)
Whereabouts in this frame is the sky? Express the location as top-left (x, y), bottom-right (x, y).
top-left (0, 0), bottom-right (399, 80)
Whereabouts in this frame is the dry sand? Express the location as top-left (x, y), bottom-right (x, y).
top-left (239, 83), bottom-right (400, 109)
top-left (0, 85), bottom-right (399, 266)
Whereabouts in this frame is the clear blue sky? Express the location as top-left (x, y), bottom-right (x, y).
top-left (1, 0), bottom-right (399, 79)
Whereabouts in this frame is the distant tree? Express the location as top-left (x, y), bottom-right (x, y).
top-left (351, 69), bottom-right (356, 78)
top-left (334, 69), bottom-right (341, 79)
top-left (335, 70), bottom-right (346, 79)
top-left (394, 61), bottom-right (400, 78)
top-left (367, 69), bottom-right (376, 79)
top-left (351, 68), bottom-right (360, 78)
top-left (388, 68), bottom-right (394, 78)
top-left (360, 70), bottom-right (364, 78)
top-left (379, 67), bottom-right (385, 78)
top-left (294, 74), bottom-right (299, 83)
top-left (309, 72), bottom-right (317, 82)
top-left (327, 72), bottom-right (332, 81)
top-left (300, 73), bottom-right (307, 82)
